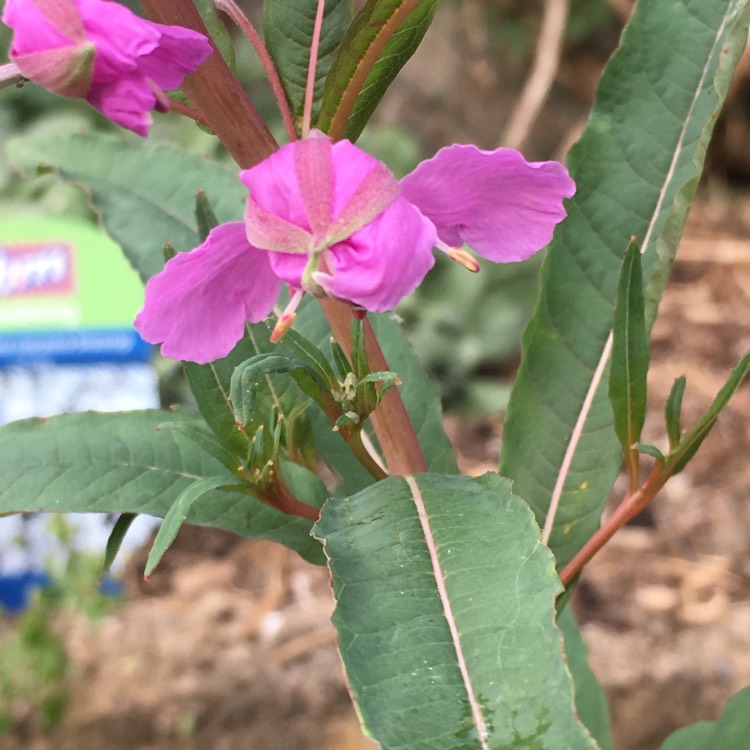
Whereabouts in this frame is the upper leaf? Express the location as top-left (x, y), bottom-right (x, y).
top-left (317, 0), bottom-right (438, 141)
top-left (313, 472), bottom-right (598, 749)
top-left (263, 0), bottom-right (350, 125)
top-left (500, 0), bottom-right (750, 569)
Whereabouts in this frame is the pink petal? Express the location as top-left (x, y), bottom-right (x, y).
top-left (134, 222), bottom-right (281, 364)
top-left (270, 197), bottom-right (437, 312)
top-left (240, 137), bottom-right (401, 243)
top-left (12, 44), bottom-right (94, 97)
top-left (240, 144), bottom-right (310, 231)
top-left (2, 0), bottom-right (85, 54)
top-left (134, 23), bottom-right (213, 91)
top-left (401, 144), bottom-right (576, 263)
top-left (86, 73), bottom-right (155, 137)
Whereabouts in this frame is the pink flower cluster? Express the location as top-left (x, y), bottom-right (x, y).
top-left (135, 134), bottom-right (575, 363)
top-left (2, 0), bottom-right (212, 135)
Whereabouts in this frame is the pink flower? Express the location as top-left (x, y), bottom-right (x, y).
top-left (135, 135), bottom-right (575, 364)
top-left (1, 0), bottom-right (212, 136)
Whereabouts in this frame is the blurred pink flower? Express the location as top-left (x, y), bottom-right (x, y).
top-left (136, 135), bottom-right (575, 364)
top-left (1, 0), bottom-right (212, 136)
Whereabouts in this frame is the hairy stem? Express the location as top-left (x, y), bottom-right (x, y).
top-left (214, 0), bottom-right (298, 142)
top-left (302, 0), bottom-right (327, 137)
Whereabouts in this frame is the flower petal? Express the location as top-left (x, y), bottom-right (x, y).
top-left (134, 222), bottom-right (281, 364)
top-left (135, 22), bottom-right (213, 91)
top-left (401, 144), bottom-right (576, 263)
top-left (85, 73), bottom-right (155, 136)
top-left (2, 0), bottom-right (85, 53)
top-left (268, 197), bottom-right (437, 312)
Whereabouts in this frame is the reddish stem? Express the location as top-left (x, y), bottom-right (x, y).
top-left (559, 462), bottom-right (669, 586)
top-left (214, 0), bottom-right (298, 142)
top-left (302, 0), bottom-right (326, 137)
top-left (168, 98), bottom-right (209, 126)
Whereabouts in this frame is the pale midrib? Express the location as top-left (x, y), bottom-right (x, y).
top-left (404, 476), bottom-right (490, 750)
top-left (541, 6), bottom-right (737, 545)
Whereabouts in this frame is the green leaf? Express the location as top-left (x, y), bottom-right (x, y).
top-left (499, 0), bottom-right (750, 569)
top-left (183, 324), bottom-right (304, 460)
top-left (229, 352), bottom-right (327, 425)
top-left (609, 238), bottom-right (649, 457)
top-left (263, 0), bottom-right (350, 123)
top-left (145, 475), bottom-right (230, 576)
top-left (6, 132), bottom-right (245, 281)
top-left (558, 608), bottom-right (614, 750)
top-left (194, 0), bottom-right (236, 71)
top-left (317, 0), bottom-right (438, 141)
top-left (665, 375), bottom-right (687, 450)
top-left (635, 443), bottom-right (666, 461)
top-left (102, 514), bottom-right (137, 574)
top-left (0, 411), bottom-right (324, 565)
top-left (313, 473), bottom-right (597, 749)
top-left (659, 686), bottom-right (750, 749)
top-left (194, 188), bottom-right (220, 242)
top-left (666, 350), bottom-right (750, 474)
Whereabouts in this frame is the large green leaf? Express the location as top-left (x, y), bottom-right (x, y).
top-left (313, 473), bottom-right (597, 749)
top-left (317, 0), bottom-right (438, 141)
top-left (659, 687), bottom-right (750, 749)
top-left (0, 411), bottom-right (324, 564)
top-left (6, 132), bottom-right (245, 280)
top-left (500, 0), bottom-right (750, 568)
top-left (558, 608), bottom-right (613, 750)
top-left (263, 0), bottom-right (350, 124)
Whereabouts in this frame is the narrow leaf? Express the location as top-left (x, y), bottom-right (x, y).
top-left (609, 237), bottom-right (649, 456)
top-left (659, 686), bottom-right (750, 749)
top-left (102, 513), bottom-right (137, 574)
top-left (317, 0), bottom-right (438, 140)
top-left (635, 443), bottom-right (666, 461)
top-left (263, 0), bottom-right (350, 122)
top-left (666, 351), bottom-right (750, 474)
top-left (665, 375), bottom-right (687, 450)
top-left (500, 0), bottom-right (750, 569)
top-left (195, 188), bottom-right (220, 242)
top-left (313, 473), bottom-right (597, 749)
top-left (145, 475), bottom-right (229, 576)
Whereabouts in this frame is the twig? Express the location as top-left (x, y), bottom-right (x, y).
top-left (168, 98), bottom-right (210, 126)
top-left (214, 0), bottom-right (298, 141)
top-left (302, 0), bottom-right (326, 137)
top-left (501, 0), bottom-right (570, 150)
top-left (0, 63), bottom-right (25, 90)
top-left (559, 461), bottom-right (669, 585)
